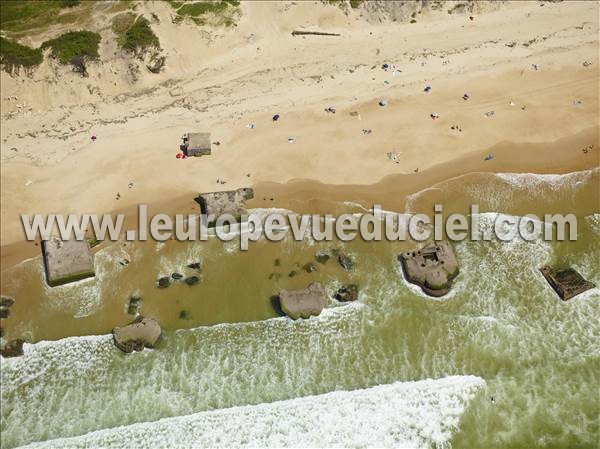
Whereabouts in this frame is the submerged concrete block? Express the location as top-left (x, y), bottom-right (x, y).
top-left (42, 237), bottom-right (95, 287)
top-left (279, 282), bottom-right (326, 319)
top-left (112, 317), bottom-right (161, 353)
top-left (540, 266), bottom-right (594, 301)
top-left (196, 188), bottom-right (254, 226)
top-left (399, 241), bottom-right (459, 297)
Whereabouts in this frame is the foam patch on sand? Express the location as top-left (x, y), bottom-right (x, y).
top-left (17, 375), bottom-right (485, 449)
top-left (495, 169), bottom-right (595, 192)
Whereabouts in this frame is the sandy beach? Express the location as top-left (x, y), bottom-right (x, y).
top-left (1, 0), bottom-right (598, 263)
top-left (1, 2), bottom-right (600, 449)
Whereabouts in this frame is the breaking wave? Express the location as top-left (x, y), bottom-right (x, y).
top-left (17, 376), bottom-right (485, 449)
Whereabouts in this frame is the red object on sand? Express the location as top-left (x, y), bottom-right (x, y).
top-left (176, 153), bottom-right (183, 159)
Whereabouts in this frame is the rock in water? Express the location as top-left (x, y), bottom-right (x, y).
top-left (0, 295), bottom-right (15, 317)
top-left (127, 296), bottom-right (141, 315)
top-left (540, 266), bottom-right (595, 300)
top-left (303, 262), bottom-right (317, 273)
top-left (399, 242), bottom-right (459, 297)
top-left (315, 251), bottom-right (330, 264)
top-left (334, 284), bottom-right (359, 302)
top-left (157, 276), bottom-right (171, 288)
top-left (279, 282), bottom-right (326, 319)
top-left (171, 272), bottom-right (184, 280)
top-left (0, 339), bottom-right (25, 358)
top-left (184, 276), bottom-right (200, 286)
top-left (186, 262), bottom-right (202, 271)
top-left (0, 296), bottom-right (15, 308)
top-left (337, 253), bottom-right (354, 271)
top-left (112, 317), bottom-right (161, 353)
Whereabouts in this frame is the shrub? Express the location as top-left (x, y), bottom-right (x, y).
top-left (119, 17), bottom-right (160, 53)
top-left (166, 1), bottom-right (240, 26)
top-left (178, 2), bottom-right (229, 18)
top-left (112, 12), bottom-right (137, 36)
top-left (41, 31), bottom-right (101, 64)
top-left (0, 37), bottom-right (43, 73)
top-left (0, 0), bottom-right (84, 32)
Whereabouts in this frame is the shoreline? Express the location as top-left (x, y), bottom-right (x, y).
top-left (250, 126), bottom-right (599, 215)
top-left (1, 125), bottom-right (597, 271)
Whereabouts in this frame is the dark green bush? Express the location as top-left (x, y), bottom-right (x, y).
top-left (0, 0), bottom-right (84, 32)
top-left (41, 31), bottom-right (101, 64)
top-left (0, 37), bottom-right (43, 72)
top-left (120, 17), bottom-right (160, 53)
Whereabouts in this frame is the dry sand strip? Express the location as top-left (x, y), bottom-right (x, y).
top-left (16, 375), bottom-right (485, 449)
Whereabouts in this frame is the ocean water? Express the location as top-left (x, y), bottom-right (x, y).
top-left (1, 170), bottom-right (599, 448)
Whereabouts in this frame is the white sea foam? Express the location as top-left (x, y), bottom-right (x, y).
top-left (38, 242), bottom-right (130, 318)
top-left (405, 168), bottom-right (597, 213)
top-left (16, 375), bottom-right (485, 449)
top-left (584, 213), bottom-right (600, 236)
top-left (342, 201), bottom-right (368, 211)
top-left (495, 169), bottom-right (595, 191)
top-left (1, 334), bottom-right (113, 394)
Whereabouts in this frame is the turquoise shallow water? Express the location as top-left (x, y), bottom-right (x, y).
top-left (1, 172), bottom-right (599, 448)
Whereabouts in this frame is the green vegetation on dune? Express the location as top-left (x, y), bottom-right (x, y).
top-left (111, 14), bottom-right (164, 73)
top-left (165, 0), bottom-right (240, 26)
top-left (41, 31), bottom-right (100, 64)
top-left (327, 0), bottom-right (363, 9)
top-left (178, 1), bottom-right (228, 17)
top-left (111, 12), bottom-right (137, 37)
top-left (0, 36), bottom-right (43, 72)
top-left (1, 1), bottom-right (135, 36)
top-left (0, 0), bottom-right (80, 32)
top-left (113, 15), bottom-right (160, 53)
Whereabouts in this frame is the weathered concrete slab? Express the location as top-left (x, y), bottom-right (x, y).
top-left (279, 282), bottom-right (326, 319)
top-left (540, 266), bottom-right (594, 301)
top-left (112, 317), bottom-right (161, 353)
top-left (42, 237), bottom-right (95, 287)
top-left (399, 241), bottom-right (459, 297)
top-left (196, 187), bottom-right (254, 226)
top-left (182, 132), bottom-right (211, 157)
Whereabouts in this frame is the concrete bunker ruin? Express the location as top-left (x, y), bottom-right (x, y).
top-left (42, 237), bottom-right (95, 287)
top-left (398, 241), bottom-right (459, 297)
